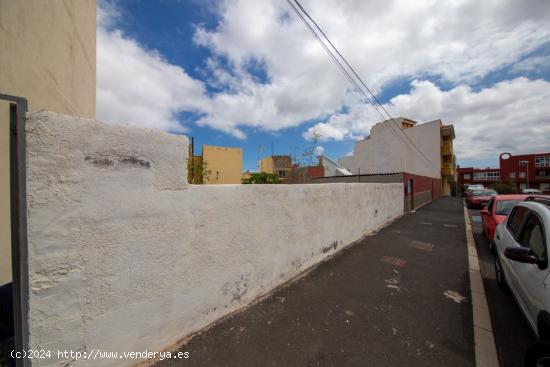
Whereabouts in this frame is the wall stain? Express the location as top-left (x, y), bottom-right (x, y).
top-left (85, 155), bottom-right (150, 169)
top-left (221, 273), bottom-right (250, 303)
top-left (320, 241), bottom-right (339, 254)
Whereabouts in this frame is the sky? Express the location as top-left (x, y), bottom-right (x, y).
top-left (96, 0), bottom-right (550, 172)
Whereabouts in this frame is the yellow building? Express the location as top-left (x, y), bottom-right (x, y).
top-left (200, 145), bottom-right (243, 184)
top-left (259, 156), bottom-right (293, 182)
top-left (0, 0), bottom-right (96, 285)
top-left (440, 124), bottom-right (456, 196)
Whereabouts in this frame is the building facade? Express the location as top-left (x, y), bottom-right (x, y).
top-left (0, 0), bottom-right (96, 286)
top-left (259, 155), bottom-right (293, 182)
top-left (339, 117), bottom-right (456, 197)
top-left (458, 152), bottom-right (550, 194)
top-left (199, 145), bottom-right (243, 184)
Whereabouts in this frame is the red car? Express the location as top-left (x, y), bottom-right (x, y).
top-left (480, 194), bottom-right (528, 249)
top-left (465, 189), bottom-right (497, 209)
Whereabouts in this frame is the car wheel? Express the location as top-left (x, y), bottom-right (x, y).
top-left (495, 256), bottom-right (509, 292)
top-left (525, 341), bottom-right (550, 367)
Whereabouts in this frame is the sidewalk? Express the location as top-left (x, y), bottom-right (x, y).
top-left (156, 197), bottom-right (474, 367)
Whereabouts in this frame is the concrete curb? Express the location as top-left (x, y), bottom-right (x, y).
top-left (463, 203), bottom-right (499, 367)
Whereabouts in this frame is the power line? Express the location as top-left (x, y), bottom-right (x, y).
top-left (293, 0), bottom-right (391, 120)
top-left (285, 0), bottom-right (387, 123)
top-left (287, 0), bottom-right (439, 171)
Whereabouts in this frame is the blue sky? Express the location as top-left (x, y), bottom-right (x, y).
top-left (96, 0), bottom-right (550, 171)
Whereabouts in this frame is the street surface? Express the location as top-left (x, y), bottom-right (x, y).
top-left (156, 197), bottom-right (475, 367)
top-left (467, 208), bottom-right (535, 367)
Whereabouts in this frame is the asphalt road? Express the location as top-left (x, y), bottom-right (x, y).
top-left (467, 207), bottom-right (536, 367)
top-left (155, 197), bottom-right (474, 367)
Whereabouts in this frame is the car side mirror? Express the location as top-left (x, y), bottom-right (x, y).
top-left (480, 209), bottom-right (489, 215)
top-left (504, 247), bottom-right (540, 265)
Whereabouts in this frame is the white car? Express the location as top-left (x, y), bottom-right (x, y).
top-left (494, 196), bottom-right (550, 365)
top-left (523, 188), bottom-right (544, 195)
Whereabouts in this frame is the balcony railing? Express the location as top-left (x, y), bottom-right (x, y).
top-left (441, 141), bottom-right (453, 156)
top-left (442, 163), bottom-right (455, 176)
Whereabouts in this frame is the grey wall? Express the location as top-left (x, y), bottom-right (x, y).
top-left (313, 173), bottom-right (404, 184)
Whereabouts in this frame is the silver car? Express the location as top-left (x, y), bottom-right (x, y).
top-left (494, 196), bottom-right (550, 366)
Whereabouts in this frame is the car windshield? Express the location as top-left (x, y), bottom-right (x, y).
top-left (472, 190), bottom-right (496, 197)
top-left (495, 200), bottom-right (520, 215)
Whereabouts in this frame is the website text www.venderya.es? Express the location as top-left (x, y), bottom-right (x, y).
top-left (11, 349), bottom-right (190, 361)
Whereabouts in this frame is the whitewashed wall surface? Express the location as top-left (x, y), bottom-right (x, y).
top-left (25, 111), bottom-right (404, 366)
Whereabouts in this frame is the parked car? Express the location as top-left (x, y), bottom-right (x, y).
top-left (481, 194), bottom-right (528, 250)
top-left (493, 196), bottom-right (550, 366)
top-left (465, 189), bottom-right (497, 209)
top-left (463, 184), bottom-right (484, 196)
top-left (523, 188), bottom-right (544, 195)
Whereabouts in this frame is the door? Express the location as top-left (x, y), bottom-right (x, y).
top-left (500, 206), bottom-right (529, 294)
top-left (482, 198), bottom-right (494, 237)
top-left (509, 211), bottom-right (548, 329)
top-left (409, 179), bottom-right (414, 211)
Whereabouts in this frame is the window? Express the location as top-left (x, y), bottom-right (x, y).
top-left (519, 171), bottom-right (526, 178)
top-left (487, 198), bottom-right (494, 214)
top-left (463, 173), bottom-right (471, 180)
top-left (496, 200), bottom-right (521, 216)
top-left (473, 171), bottom-right (500, 181)
top-left (509, 172), bottom-right (516, 178)
top-left (520, 183), bottom-right (527, 191)
top-left (536, 155), bottom-right (550, 168)
top-left (518, 213), bottom-right (546, 261)
top-left (541, 183), bottom-right (550, 192)
top-left (277, 170), bottom-right (286, 179)
top-left (507, 206), bottom-right (529, 238)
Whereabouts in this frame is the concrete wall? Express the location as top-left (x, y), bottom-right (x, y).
top-left (339, 120), bottom-right (441, 179)
top-left (202, 145), bottom-right (243, 184)
top-left (26, 111), bottom-right (404, 366)
top-left (0, 0), bottom-right (96, 285)
top-left (313, 173), bottom-right (404, 184)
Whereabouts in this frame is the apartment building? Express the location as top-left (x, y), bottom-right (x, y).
top-left (189, 143), bottom-right (243, 184)
top-left (259, 155), bottom-right (293, 182)
top-left (338, 117), bottom-right (456, 210)
top-left (458, 152), bottom-right (550, 193)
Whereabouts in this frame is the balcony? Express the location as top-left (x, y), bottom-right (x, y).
top-left (441, 140), bottom-right (453, 156)
top-left (442, 163), bottom-right (455, 176)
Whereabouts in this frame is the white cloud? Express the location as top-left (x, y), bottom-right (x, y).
top-left (311, 77), bottom-right (550, 161)
top-left (314, 145), bottom-right (325, 156)
top-left (512, 55), bottom-right (550, 72)
top-left (96, 2), bottom-right (209, 132)
top-left (96, 0), bottom-right (550, 153)
top-left (192, 0), bottom-right (550, 137)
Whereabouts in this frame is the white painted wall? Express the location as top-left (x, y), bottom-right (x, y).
top-left (339, 119), bottom-right (442, 179)
top-left (26, 111), bottom-right (404, 366)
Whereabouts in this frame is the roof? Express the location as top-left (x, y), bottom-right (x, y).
top-left (440, 124), bottom-right (455, 139)
top-left (493, 194), bottom-right (529, 201)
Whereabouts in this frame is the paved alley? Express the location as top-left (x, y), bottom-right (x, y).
top-left (156, 197), bottom-right (474, 367)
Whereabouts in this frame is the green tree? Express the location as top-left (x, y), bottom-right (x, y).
top-left (187, 156), bottom-right (211, 184)
top-left (490, 180), bottom-right (517, 194)
top-left (241, 172), bottom-right (282, 184)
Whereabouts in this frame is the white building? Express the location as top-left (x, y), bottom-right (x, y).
top-left (339, 117), bottom-right (456, 195)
